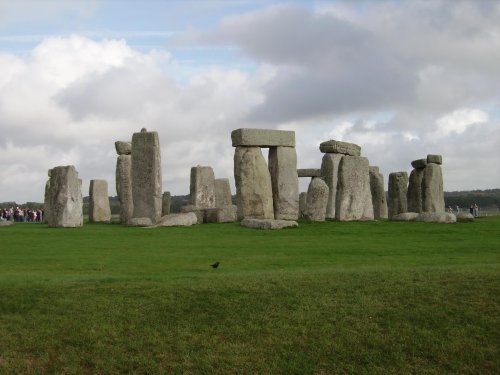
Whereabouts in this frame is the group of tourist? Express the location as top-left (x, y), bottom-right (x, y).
top-left (447, 204), bottom-right (480, 217)
top-left (0, 207), bottom-right (44, 222)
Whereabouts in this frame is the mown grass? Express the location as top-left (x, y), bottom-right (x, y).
top-left (1, 217), bottom-right (499, 374)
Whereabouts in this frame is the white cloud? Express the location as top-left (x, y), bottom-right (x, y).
top-left (436, 108), bottom-right (488, 138)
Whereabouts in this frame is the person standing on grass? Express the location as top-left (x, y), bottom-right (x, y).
top-left (474, 204), bottom-right (479, 217)
top-left (470, 204), bottom-right (474, 215)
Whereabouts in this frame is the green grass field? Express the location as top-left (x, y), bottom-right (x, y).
top-left (1, 217), bottom-right (499, 374)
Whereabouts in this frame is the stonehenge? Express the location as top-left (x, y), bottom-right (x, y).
top-left (388, 172), bottom-right (409, 219)
top-left (268, 146), bottom-right (299, 220)
top-left (89, 179), bottom-right (111, 223)
top-left (369, 166), bottom-right (388, 219)
top-left (303, 177), bottom-right (329, 221)
top-left (115, 142), bottom-right (133, 224)
top-left (162, 192), bottom-right (171, 216)
top-left (44, 165), bottom-right (83, 227)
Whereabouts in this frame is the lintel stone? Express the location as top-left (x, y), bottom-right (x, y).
top-left (231, 128), bottom-right (295, 147)
top-left (427, 154), bottom-right (443, 165)
top-left (297, 168), bottom-right (322, 178)
top-left (319, 140), bottom-right (361, 156)
top-left (411, 158), bottom-right (427, 169)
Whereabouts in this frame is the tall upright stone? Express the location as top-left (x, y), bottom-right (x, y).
top-left (388, 172), bottom-right (408, 219)
top-left (423, 155), bottom-right (445, 212)
top-left (369, 166), bottom-right (388, 219)
top-left (304, 177), bottom-right (329, 221)
top-left (189, 166), bottom-right (216, 209)
top-left (234, 146), bottom-right (274, 220)
top-left (44, 165), bottom-right (83, 227)
top-left (131, 128), bottom-right (162, 223)
top-left (89, 179), bottom-right (111, 223)
top-left (320, 153), bottom-right (344, 218)
top-left (268, 146), bottom-right (299, 220)
top-left (162, 192), bottom-right (171, 216)
top-left (299, 192), bottom-right (307, 219)
top-left (205, 178), bottom-right (237, 223)
top-left (215, 178), bottom-right (233, 207)
top-left (407, 159), bottom-right (427, 213)
top-left (116, 155), bottom-right (133, 224)
top-left (335, 156), bottom-right (373, 221)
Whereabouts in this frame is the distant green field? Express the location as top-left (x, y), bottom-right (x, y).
top-left (1, 217), bottom-right (499, 374)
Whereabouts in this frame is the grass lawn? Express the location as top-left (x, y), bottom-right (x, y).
top-left (1, 217), bottom-right (499, 374)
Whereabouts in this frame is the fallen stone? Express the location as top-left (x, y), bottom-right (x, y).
top-left (44, 165), bottom-right (83, 227)
top-left (319, 140), bottom-right (361, 156)
top-left (155, 213), bottom-right (198, 227)
top-left (89, 179), bottom-right (111, 223)
top-left (297, 169), bottom-right (322, 178)
top-left (205, 205), bottom-right (237, 223)
top-left (335, 156), bottom-right (374, 221)
top-left (0, 220), bottom-right (13, 227)
top-left (456, 212), bottom-right (474, 222)
top-left (129, 217), bottom-right (153, 226)
top-left (388, 171), bottom-right (408, 219)
top-left (390, 212), bottom-right (419, 221)
top-left (427, 154), bottom-right (443, 165)
top-left (231, 128), bottom-right (295, 147)
top-left (415, 212), bottom-right (456, 223)
top-left (321, 153), bottom-right (344, 218)
top-left (131, 129), bottom-right (162, 223)
top-left (189, 166), bottom-right (216, 209)
top-left (411, 158), bottom-right (427, 169)
top-left (234, 146), bottom-right (274, 220)
top-left (268, 146), bottom-right (299, 220)
top-left (241, 218), bottom-right (298, 230)
top-left (115, 141), bottom-right (132, 155)
top-left (180, 205), bottom-right (205, 224)
top-left (304, 177), bottom-right (329, 221)
top-left (422, 163), bottom-right (445, 213)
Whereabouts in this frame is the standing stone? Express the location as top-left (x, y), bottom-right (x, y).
top-left (89, 179), bottom-right (111, 223)
top-left (234, 146), bottom-right (274, 220)
top-left (215, 178), bottom-right (233, 207)
top-left (189, 166), bottom-right (216, 209)
top-left (321, 153), bottom-right (344, 218)
top-left (422, 163), bottom-right (445, 212)
top-left (407, 168), bottom-right (425, 213)
top-left (44, 165), bottom-right (83, 227)
top-left (369, 166), bottom-right (388, 219)
top-left (388, 172), bottom-right (408, 219)
top-left (162, 192), bottom-right (171, 216)
top-left (303, 177), bottom-right (329, 221)
top-left (116, 155), bottom-right (133, 225)
top-left (335, 156), bottom-right (374, 221)
top-left (131, 128), bottom-right (162, 223)
top-left (299, 192), bottom-right (307, 219)
top-left (268, 146), bottom-right (299, 220)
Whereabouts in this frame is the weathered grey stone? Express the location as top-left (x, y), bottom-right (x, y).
top-left (456, 212), bottom-right (474, 222)
top-left (415, 212), bottom-right (456, 223)
top-left (427, 154), bottom-right (443, 165)
top-left (155, 213), bottom-right (198, 227)
top-left (335, 156), bottom-right (374, 221)
top-left (180, 205), bottom-right (205, 224)
top-left (299, 192), bottom-right (307, 219)
top-left (234, 147), bottom-right (274, 220)
top-left (0, 220), bottom-right (13, 227)
top-left (390, 212), bottom-right (419, 221)
top-left (115, 141), bottom-right (132, 155)
top-left (321, 153), bottom-right (344, 218)
top-left (388, 171), bottom-right (408, 219)
top-left (44, 165), bottom-right (83, 227)
top-left (231, 128), bottom-right (295, 147)
top-left (407, 168), bottom-right (425, 213)
top-left (116, 155), bottom-right (133, 225)
top-left (369, 166), bottom-right (388, 219)
top-left (422, 163), bottom-right (445, 213)
top-left (268, 146), bottom-right (299, 220)
top-left (304, 177), bottom-right (329, 221)
top-left (189, 166), bottom-right (215, 209)
top-left (241, 218), bottom-right (298, 230)
top-left (131, 129), bottom-right (162, 223)
top-left (411, 158), bottom-right (427, 169)
top-left (205, 205), bottom-right (237, 223)
top-left (129, 217), bottom-right (153, 226)
top-left (319, 140), bottom-right (361, 156)
top-left (89, 179), bottom-right (111, 223)
top-left (297, 169), bottom-right (321, 178)
top-left (215, 178), bottom-right (233, 207)
top-left (162, 192), bottom-right (171, 216)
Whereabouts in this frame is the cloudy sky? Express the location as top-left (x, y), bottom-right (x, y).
top-left (0, 0), bottom-right (499, 203)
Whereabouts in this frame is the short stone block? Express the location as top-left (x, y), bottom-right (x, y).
top-left (240, 218), bottom-right (298, 230)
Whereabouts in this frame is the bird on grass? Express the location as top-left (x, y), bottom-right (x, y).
top-left (210, 261), bottom-right (220, 269)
